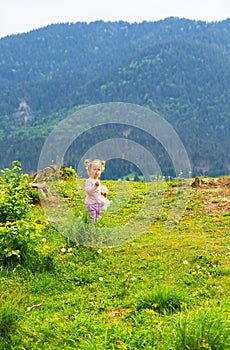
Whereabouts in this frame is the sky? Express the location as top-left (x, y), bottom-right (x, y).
top-left (0, 0), bottom-right (230, 39)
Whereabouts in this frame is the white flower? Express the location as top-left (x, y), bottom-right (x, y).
top-left (61, 247), bottom-right (66, 253)
top-left (131, 277), bottom-right (137, 281)
top-left (183, 260), bottom-right (189, 265)
top-left (97, 249), bottom-right (102, 254)
top-left (68, 248), bottom-right (72, 252)
top-left (42, 238), bottom-right (47, 243)
top-left (99, 277), bottom-right (103, 281)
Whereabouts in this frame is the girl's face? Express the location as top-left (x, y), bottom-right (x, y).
top-left (88, 164), bottom-right (102, 179)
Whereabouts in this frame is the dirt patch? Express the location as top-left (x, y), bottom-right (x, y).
top-left (192, 177), bottom-right (230, 215)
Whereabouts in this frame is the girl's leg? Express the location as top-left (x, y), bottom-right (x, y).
top-left (95, 203), bottom-right (102, 222)
top-left (86, 204), bottom-right (102, 224)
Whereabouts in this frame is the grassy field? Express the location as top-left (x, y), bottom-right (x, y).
top-left (0, 165), bottom-right (229, 349)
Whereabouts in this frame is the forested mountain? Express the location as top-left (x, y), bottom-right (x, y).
top-left (0, 18), bottom-right (230, 176)
top-left (74, 40), bottom-right (230, 175)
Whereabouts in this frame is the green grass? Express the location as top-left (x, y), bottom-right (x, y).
top-left (0, 173), bottom-right (229, 349)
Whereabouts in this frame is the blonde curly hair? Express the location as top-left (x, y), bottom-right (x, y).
top-left (84, 159), bottom-right (105, 172)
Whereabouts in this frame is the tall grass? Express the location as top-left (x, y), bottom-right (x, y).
top-left (0, 289), bottom-right (26, 342)
top-left (136, 286), bottom-right (184, 315)
top-left (172, 306), bottom-right (230, 350)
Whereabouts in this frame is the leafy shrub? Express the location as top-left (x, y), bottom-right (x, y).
top-left (27, 186), bottom-right (40, 204)
top-left (0, 161), bottom-right (32, 223)
top-left (60, 166), bottom-right (76, 179)
top-left (0, 220), bottom-right (39, 267)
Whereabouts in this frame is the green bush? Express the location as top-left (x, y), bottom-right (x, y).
top-left (60, 165), bottom-right (76, 179)
top-left (0, 220), bottom-right (39, 267)
top-left (0, 161), bottom-right (32, 223)
top-left (27, 186), bottom-right (40, 204)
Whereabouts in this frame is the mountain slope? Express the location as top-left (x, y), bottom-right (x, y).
top-left (0, 18), bottom-right (230, 114)
top-left (0, 18), bottom-right (229, 175)
top-left (72, 40), bottom-right (230, 170)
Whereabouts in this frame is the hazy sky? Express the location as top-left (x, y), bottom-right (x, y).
top-left (1, 0), bottom-right (230, 38)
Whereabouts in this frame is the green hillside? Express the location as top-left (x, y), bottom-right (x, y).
top-left (0, 163), bottom-right (229, 349)
top-left (0, 18), bottom-right (230, 176)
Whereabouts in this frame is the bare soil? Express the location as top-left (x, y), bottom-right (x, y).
top-left (192, 177), bottom-right (230, 215)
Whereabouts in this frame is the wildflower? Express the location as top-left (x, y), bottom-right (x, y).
top-left (61, 247), bottom-right (66, 253)
top-left (97, 249), bottom-right (102, 254)
top-left (42, 238), bottom-right (47, 243)
top-left (131, 277), bottom-right (137, 281)
top-left (215, 285), bottom-right (223, 290)
top-left (181, 301), bottom-right (187, 308)
top-left (99, 277), bottom-right (103, 281)
top-left (68, 248), bottom-right (72, 252)
top-left (183, 260), bottom-right (189, 265)
top-left (145, 309), bottom-right (156, 315)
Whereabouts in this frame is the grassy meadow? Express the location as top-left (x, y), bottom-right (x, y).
top-left (0, 163), bottom-right (229, 349)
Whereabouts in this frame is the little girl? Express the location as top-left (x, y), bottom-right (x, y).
top-left (84, 159), bottom-right (105, 224)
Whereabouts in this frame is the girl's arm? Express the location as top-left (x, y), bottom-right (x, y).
top-left (85, 179), bottom-right (100, 194)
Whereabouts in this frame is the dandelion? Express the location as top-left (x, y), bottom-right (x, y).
top-left (183, 260), bottom-right (189, 265)
top-left (99, 277), bottom-right (103, 281)
top-left (42, 238), bottom-right (47, 243)
top-left (61, 247), bottom-right (66, 253)
top-left (215, 285), bottom-right (223, 290)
